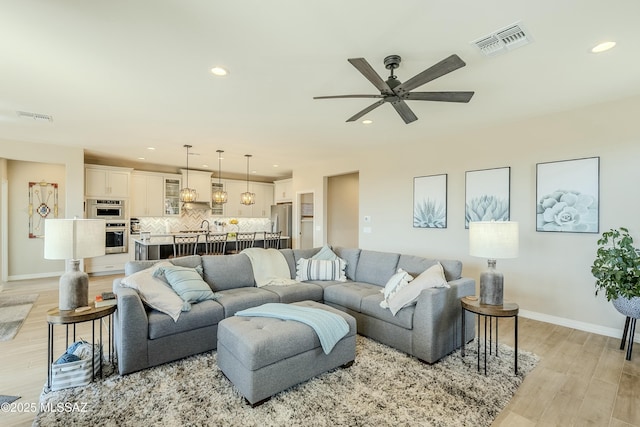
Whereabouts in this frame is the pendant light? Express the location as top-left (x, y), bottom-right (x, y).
top-left (240, 154), bottom-right (256, 205)
top-left (212, 149), bottom-right (228, 204)
top-left (180, 144), bottom-right (197, 203)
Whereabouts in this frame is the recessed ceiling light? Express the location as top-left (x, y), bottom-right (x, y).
top-left (202, 164), bottom-right (209, 168)
top-left (147, 147), bottom-right (156, 150)
top-left (137, 157), bottom-right (145, 160)
top-left (362, 119), bottom-right (373, 125)
top-left (591, 41), bottom-right (616, 53)
top-left (211, 67), bottom-right (228, 76)
top-left (273, 164), bottom-right (279, 168)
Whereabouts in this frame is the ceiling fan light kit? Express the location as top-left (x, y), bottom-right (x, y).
top-left (314, 54), bottom-right (474, 124)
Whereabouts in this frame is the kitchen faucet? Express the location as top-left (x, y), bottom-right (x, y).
top-left (200, 219), bottom-right (210, 231)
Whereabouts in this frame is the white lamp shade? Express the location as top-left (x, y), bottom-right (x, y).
top-left (469, 221), bottom-right (519, 259)
top-left (44, 219), bottom-right (106, 260)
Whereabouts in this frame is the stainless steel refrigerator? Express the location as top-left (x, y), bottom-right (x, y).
top-left (270, 203), bottom-right (292, 249)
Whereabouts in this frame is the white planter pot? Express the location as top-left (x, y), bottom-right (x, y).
top-left (612, 296), bottom-right (640, 319)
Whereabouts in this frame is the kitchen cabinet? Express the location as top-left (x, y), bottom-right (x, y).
top-left (181, 169), bottom-right (212, 203)
top-left (224, 179), bottom-right (273, 218)
top-left (85, 165), bottom-right (131, 198)
top-left (224, 179), bottom-right (252, 217)
top-left (274, 178), bottom-right (293, 203)
top-left (164, 176), bottom-right (181, 216)
top-left (130, 172), bottom-right (165, 217)
top-left (252, 182), bottom-right (274, 217)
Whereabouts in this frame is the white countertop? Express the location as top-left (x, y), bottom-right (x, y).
top-left (133, 233), bottom-right (290, 246)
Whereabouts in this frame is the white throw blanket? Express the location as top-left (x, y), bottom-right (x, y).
top-left (241, 248), bottom-right (298, 287)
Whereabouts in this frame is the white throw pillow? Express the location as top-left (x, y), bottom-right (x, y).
top-left (296, 258), bottom-right (347, 282)
top-left (380, 268), bottom-right (414, 304)
top-left (120, 261), bottom-right (189, 322)
top-left (386, 262), bottom-right (449, 316)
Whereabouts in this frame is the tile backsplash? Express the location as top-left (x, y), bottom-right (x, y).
top-left (136, 210), bottom-right (272, 235)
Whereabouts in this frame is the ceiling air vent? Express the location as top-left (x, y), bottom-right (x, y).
top-left (471, 22), bottom-right (532, 57)
top-left (17, 110), bottom-right (53, 123)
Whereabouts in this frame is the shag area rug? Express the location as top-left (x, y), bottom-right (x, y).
top-left (0, 293), bottom-right (38, 342)
top-left (35, 336), bottom-right (538, 426)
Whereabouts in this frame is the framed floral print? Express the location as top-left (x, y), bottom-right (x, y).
top-left (465, 167), bottom-right (510, 229)
top-left (536, 157), bottom-right (599, 233)
top-left (413, 174), bottom-right (447, 228)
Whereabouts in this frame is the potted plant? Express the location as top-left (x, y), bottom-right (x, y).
top-left (591, 227), bottom-right (640, 318)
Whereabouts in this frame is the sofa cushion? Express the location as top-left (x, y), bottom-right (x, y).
top-left (295, 258), bottom-right (347, 282)
top-left (333, 247), bottom-right (361, 280)
top-left (148, 299), bottom-right (225, 340)
top-left (292, 248), bottom-right (322, 264)
top-left (303, 280), bottom-right (345, 290)
top-left (201, 254), bottom-right (255, 291)
top-left (261, 282), bottom-right (323, 303)
top-left (278, 249), bottom-right (296, 278)
top-left (397, 254), bottom-right (462, 282)
top-left (124, 255), bottom-right (202, 276)
top-left (361, 293), bottom-right (414, 329)
top-left (215, 287), bottom-right (280, 317)
top-left (354, 250), bottom-right (400, 286)
top-left (323, 281), bottom-right (381, 312)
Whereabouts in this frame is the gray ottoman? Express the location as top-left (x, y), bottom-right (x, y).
top-left (217, 300), bottom-right (357, 406)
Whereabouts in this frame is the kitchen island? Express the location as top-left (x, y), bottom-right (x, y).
top-left (133, 233), bottom-right (291, 260)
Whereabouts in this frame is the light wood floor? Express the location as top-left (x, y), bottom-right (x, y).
top-left (1, 275), bottom-right (639, 427)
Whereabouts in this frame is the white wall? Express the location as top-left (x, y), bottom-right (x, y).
top-left (0, 140), bottom-right (85, 280)
top-left (292, 94), bottom-right (640, 336)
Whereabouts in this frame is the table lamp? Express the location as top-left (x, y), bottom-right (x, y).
top-left (469, 221), bottom-right (519, 305)
top-left (44, 218), bottom-right (106, 310)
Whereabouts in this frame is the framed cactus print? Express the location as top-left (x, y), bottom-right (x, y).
top-left (413, 174), bottom-right (447, 228)
top-left (465, 167), bottom-right (510, 228)
top-left (536, 157), bottom-right (599, 233)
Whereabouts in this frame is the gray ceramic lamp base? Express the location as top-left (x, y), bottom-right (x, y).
top-left (59, 259), bottom-right (89, 311)
top-left (479, 259), bottom-right (504, 305)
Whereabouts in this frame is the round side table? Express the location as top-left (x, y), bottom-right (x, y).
top-left (46, 303), bottom-right (116, 391)
top-left (461, 296), bottom-right (519, 375)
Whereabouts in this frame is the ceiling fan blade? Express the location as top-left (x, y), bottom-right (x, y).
top-left (313, 94), bottom-right (384, 100)
top-left (346, 99), bottom-right (385, 122)
top-left (404, 91), bottom-right (474, 103)
top-left (390, 99), bottom-right (418, 124)
top-left (395, 54), bottom-right (467, 95)
top-left (348, 58), bottom-right (393, 95)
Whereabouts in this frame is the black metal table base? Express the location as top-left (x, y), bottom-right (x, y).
top-left (620, 316), bottom-right (637, 361)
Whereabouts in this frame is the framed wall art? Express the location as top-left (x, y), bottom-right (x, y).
top-left (29, 180), bottom-right (58, 238)
top-left (413, 174), bottom-right (447, 228)
top-left (536, 157), bottom-right (599, 233)
top-left (465, 167), bottom-right (510, 228)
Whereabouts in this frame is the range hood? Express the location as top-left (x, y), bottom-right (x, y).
top-left (181, 201), bottom-right (212, 211)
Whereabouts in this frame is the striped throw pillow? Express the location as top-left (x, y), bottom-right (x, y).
top-left (296, 258), bottom-right (347, 282)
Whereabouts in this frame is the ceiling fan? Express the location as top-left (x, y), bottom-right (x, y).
top-left (314, 54), bottom-right (474, 124)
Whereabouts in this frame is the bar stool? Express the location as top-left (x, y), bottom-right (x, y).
top-left (205, 233), bottom-right (228, 255)
top-left (263, 231), bottom-right (282, 249)
top-left (172, 234), bottom-right (200, 258)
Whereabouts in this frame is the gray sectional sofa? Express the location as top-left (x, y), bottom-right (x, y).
top-left (112, 247), bottom-right (475, 375)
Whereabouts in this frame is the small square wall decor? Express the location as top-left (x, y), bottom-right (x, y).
top-left (413, 174), bottom-right (447, 228)
top-left (536, 157), bottom-right (599, 233)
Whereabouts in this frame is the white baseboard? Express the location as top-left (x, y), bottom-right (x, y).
top-left (520, 309), bottom-right (640, 344)
top-left (7, 271), bottom-right (62, 281)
